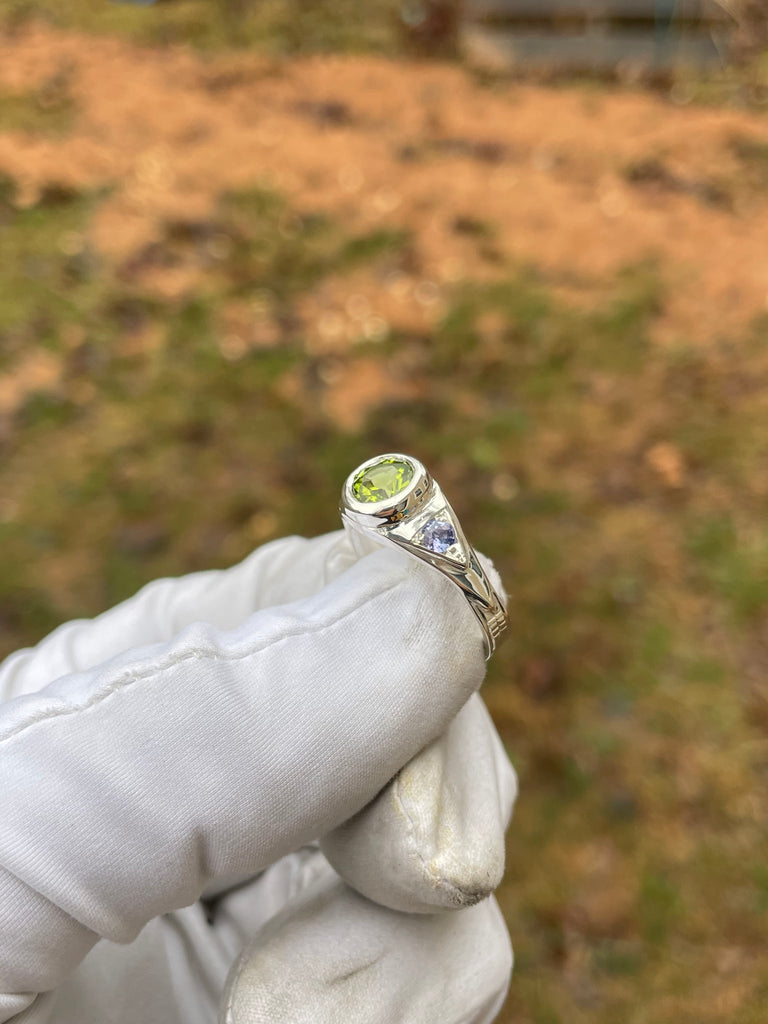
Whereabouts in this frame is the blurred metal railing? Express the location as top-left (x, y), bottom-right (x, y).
top-left (463, 0), bottom-right (735, 71)
top-left (401, 0), bottom-right (736, 71)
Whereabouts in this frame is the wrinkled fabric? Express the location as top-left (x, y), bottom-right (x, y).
top-left (0, 531), bottom-right (516, 1023)
top-left (222, 856), bottom-right (513, 1024)
top-left (321, 693), bottom-right (517, 913)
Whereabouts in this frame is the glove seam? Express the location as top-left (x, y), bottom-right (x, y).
top-left (392, 772), bottom-right (474, 907)
top-left (0, 571), bottom-right (407, 748)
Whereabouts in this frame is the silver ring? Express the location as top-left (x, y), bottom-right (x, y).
top-left (340, 452), bottom-right (508, 660)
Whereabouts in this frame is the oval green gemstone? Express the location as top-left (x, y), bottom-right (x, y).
top-left (353, 458), bottom-right (414, 503)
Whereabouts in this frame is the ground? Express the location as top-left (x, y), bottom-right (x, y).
top-left (1, 10), bottom-right (768, 1024)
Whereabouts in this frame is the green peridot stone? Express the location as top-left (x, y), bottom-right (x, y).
top-left (353, 458), bottom-right (413, 503)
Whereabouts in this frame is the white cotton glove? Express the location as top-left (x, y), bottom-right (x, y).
top-left (0, 529), bottom-right (517, 1024)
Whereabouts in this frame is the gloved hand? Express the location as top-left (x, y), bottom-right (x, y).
top-left (0, 529), bottom-right (517, 1024)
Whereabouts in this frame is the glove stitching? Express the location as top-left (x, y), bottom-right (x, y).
top-left (0, 574), bottom-right (405, 748)
top-left (392, 772), bottom-right (473, 908)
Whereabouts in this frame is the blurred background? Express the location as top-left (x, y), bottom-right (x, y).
top-left (1, 2), bottom-right (768, 1021)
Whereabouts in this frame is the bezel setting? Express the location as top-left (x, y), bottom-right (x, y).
top-left (342, 452), bottom-right (432, 529)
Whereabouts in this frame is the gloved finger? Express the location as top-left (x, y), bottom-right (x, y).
top-left (0, 848), bottom-right (330, 1024)
top-left (220, 860), bottom-right (512, 1024)
top-left (0, 530), bottom-right (358, 702)
top-left (320, 691), bottom-right (517, 913)
top-left (0, 543), bottom-right (487, 1015)
top-left (320, 549), bottom-right (515, 913)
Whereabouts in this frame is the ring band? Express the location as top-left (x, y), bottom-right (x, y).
top-left (340, 452), bottom-right (509, 659)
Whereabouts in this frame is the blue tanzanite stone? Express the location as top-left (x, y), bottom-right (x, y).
top-left (421, 519), bottom-right (456, 554)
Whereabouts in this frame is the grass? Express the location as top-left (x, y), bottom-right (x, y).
top-left (1, 174), bottom-right (767, 1024)
top-left (730, 132), bottom-right (768, 191)
top-left (1, 0), bottom-right (399, 54)
top-left (2, 15), bottom-right (768, 1024)
top-left (0, 83), bottom-right (76, 137)
top-left (686, 516), bottom-right (768, 624)
top-left (0, 179), bottom-right (99, 343)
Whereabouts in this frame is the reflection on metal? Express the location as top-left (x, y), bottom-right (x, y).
top-left (460, 0), bottom-right (736, 72)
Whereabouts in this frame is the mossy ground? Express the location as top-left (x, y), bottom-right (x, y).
top-left (1, 10), bottom-right (768, 1023)
top-left (1, 0), bottom-right (397, 53)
